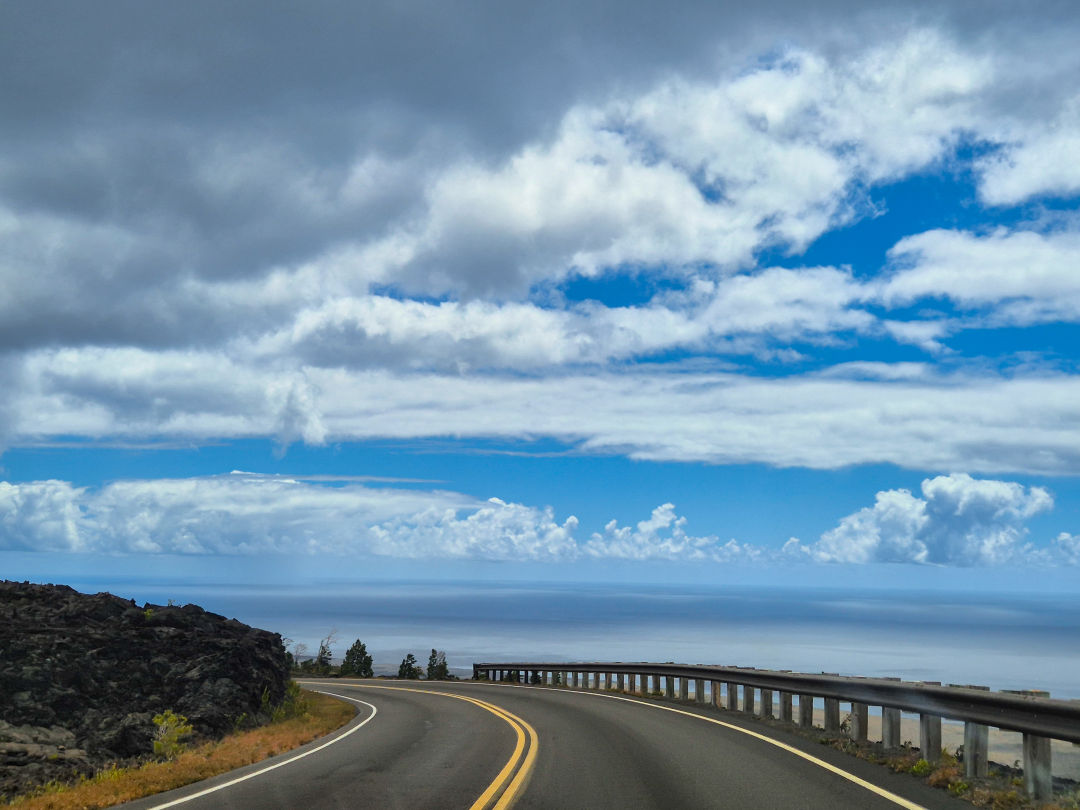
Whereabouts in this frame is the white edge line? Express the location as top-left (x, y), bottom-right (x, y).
top-left (142, 692), bottom-right (377, 810)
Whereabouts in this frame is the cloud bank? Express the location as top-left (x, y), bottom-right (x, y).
top-left (1, 473), bottom-right (1072, 566)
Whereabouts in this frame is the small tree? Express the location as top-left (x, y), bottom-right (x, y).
top-left (426, 649), bottom-right (449, 680)
top-left (152, 709), bottom-right (193, 760)
top-left (398, 653), bottom-right (419, 679)
top-left (341, 639), bottom-right (374, 677)
top-left (314, 629), bottom-right (338, 677)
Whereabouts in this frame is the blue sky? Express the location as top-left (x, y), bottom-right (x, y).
top-left (3, 1), bottom-right (1080, 593)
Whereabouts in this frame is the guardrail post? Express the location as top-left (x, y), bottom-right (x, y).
top-left (851, 702), bottom-right (868, 742)
top-left (665, 676), bottom-right (675, 699)
top-left (882, 707), bottom-right (901, 748)
top-left (824, 698), bottom-right (840, 732)
top-left (760, 689), bottom-right (773, 718)
top-left (711, 680), bottom-right (722, 708)
top-left (779, 692), bottom-right (793, 723)
top-left (627, 673), bottom-right (636, 694)
top-left (616, 672), bottom-right (624, 691)
top-left (1023, 733), bottom-right (1052, 801)
top-left (799, 694), bottom-right (814, 727)
top-left (695, 678), bottom-right (706, 704)
top-left (603, 672), bottom-right (611, 690)
top-left (919, 713), bottom-right (942, 762)
top-left (964, 721), bottom-right (988, 778)
top-left (744, 685), bottom-right (756, 716)
top-left (679, 677), bottom-right (689, 701)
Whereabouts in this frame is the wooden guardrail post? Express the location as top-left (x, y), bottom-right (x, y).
top-left (851, 702), bottom-right (868, 742)
top-left (727, 682), bottom-right (738, 711)
top-left (604, 672), bottom-right (612, 690)
top-left (882, 707), bottom-right (901, 748)
top-left (799, 694), bottom-right (814, 727)
top-left (919, 714), bottom-right (942, 762)
top-left (695, 678), bottom-right (706, 704)
top-left (744, 686), bottom-right (756, 716)
top-left (919, 681), bottom-right (942, 762)
top-left (679, 676), bottom-right (689, 701)
top-left (1009, 689), bottom-right (1053, 801)
top-left (959, 685), bottom-right (989, 778)
top-left (760, 689), bottom-right (773, 718)
top-left (824, 697), bottom-right (840, 732)
top-left (1023, 733), bottom-right (1052, 801)
top-left (711, 680), bottom-right (722, 708)
top-left (779, 692), bottom-right (793, 723)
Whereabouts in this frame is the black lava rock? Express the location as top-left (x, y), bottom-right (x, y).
top-left (0, 581), bottom-right (289, 799)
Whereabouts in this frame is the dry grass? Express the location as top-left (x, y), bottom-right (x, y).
top-left (8, 690), bottom-right (355, 809)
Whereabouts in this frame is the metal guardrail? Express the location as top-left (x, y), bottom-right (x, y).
top-left (473, 660), bottom-right (1080, 801)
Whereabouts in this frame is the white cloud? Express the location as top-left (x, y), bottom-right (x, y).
top-left (11, 350), bottom-right (1080, 475)
top-left (0, 473), bottom-right (1075, 567)
top-left (582, 503), bottom-right (760, 562)
top-left (0, 480), bottom-right (86, 552)
top-left (381, 31), bottom-right (988, 298)
top-left (369, 498), bottom-right (580, 561)
top-left (978, 94), bottom-right (1080, 205)
top-left (880, 228), bottom-right (1080, 325)
top-left (812, 473), bottom-right (1053, 565)
top-left (1053, 532), bottom-right (1080, 565)
top-left (244, 265), bottom-right (872, 372)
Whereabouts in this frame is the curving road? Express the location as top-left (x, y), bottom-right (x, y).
top-left (118, 680), bottom-right (970, 809)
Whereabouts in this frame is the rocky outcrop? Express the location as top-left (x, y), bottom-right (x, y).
top-left (0, 581), bottom-right (289, 799)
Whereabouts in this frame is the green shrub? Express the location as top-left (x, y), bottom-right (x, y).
top-left (270, 681), bottom-right (309, 722)
top-left (947, 780), bottom-right (969, 795)
top-left (152, 710), bottom-right (193, 759)
top-left (910, 758), bottom-right (932, 776)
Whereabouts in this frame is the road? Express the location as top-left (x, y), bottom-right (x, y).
top-left (117, 680), bottom-right (970, 809)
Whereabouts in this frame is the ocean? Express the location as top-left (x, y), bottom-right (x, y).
top-left (64, 578), bottom-right (1080, 700)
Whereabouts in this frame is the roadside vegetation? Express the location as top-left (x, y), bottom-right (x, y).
top-left (813, 726), bottom-right (1079, 809)
top-left (7, 685), bottom-right (353, 809)
top-left (288, 630), bottom-right (455, 681)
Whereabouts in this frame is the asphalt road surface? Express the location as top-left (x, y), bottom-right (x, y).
top-left (117, 680), bottom-right (971, 809)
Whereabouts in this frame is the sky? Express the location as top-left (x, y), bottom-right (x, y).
top-left (3, 0), bottom-right (1080, 600)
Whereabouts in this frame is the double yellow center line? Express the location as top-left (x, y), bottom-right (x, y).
top-left (341, 683), bottom-right (538, 810)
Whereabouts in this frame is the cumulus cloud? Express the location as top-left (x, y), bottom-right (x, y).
top-left (369, 498), bottom-right (580, 561)
top-left (0, 472), bottom-right (1075, 566)
top-left (582, 503), bottom-right (760, 562)
top-left (0, 480), bottom-right (86, 552)
top-left (812, 473), bottom-right (1053, 565)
